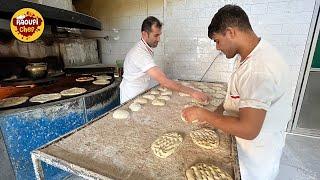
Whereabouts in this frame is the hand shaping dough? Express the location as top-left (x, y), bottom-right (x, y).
top-left (152, 99), bottom-right (165, 106)
top-left (192, 99), bottom-right (209, 106)
top-left (190, 128), bottom-right (219, 149)
top-left (186, 163), bottom-right (233, 180)
top-left (129, 103), bottom-right (142, 112)
top-left (134, 97), bottom-right (148, 104)
top-left (151, 132), bottom-right (183, 158)
top-left (113, 109), bottom-right (130, 119)
top-left (143, 94), bottom-right (156, 100)
top-left (30, 93), bottom-right (61, 103)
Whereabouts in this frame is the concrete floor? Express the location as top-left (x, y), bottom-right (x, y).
top-left (65, 133), bottom-right (320, 180)
top-left (277, 134), bottom-right (320, 180)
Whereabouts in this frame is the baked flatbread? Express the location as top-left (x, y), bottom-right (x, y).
top-left (93, 75), bottom-right (112, 80)
top-left (29, 93), bottom-right (61, 103)
top-left (60, 87), bottom-right (87, 96)
top-left (76, 77), bottom-right (94, 82)
top-left (0, 97), bottom-right (29, 108)
top-left (93, 79), bottom-right (110, 85)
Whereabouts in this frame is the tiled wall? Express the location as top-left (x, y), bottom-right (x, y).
top-left (91, 0), bottom-right (316, 102)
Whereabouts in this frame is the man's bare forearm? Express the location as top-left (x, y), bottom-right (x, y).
top-left (198, 108), bottom-right (259, 140)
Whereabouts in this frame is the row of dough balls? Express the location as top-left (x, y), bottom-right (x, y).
top-left (112, 87), bottom-right (173, 119)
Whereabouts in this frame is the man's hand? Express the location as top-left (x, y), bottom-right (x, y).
top-left (182, 106), bottom-right (202, 123)
top-left (191, 90), bottom-right (211, 103)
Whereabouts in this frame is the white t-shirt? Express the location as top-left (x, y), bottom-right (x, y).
top-left (120, 39), bottom-right (157, 103)
top-left (223, 39), bottom-right (292, 180)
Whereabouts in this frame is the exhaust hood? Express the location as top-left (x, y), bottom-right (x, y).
top-left (0, 0), bottom-right (101, 30)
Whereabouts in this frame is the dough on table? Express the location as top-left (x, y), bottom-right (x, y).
top-left (216, 90), bottom-right (227, 96)
top-left (210, 99), bottom-right (224, 107)
top-left (60, 87), bottom-right (87, 96)
top-left (93, 79), bottom-right (110, 85)
top-left (150, 90), bottom-right (160, 95)
top-left (76, 77), bottom-right (94, 82)
top-left (186, 163), bottom-right (233, 180)
top-left (192, 99), bottom-right (209, 106)
top-left (30, 93), bottom-right (61, 103)
top-left (161, 90), bottom-right (172, 96)
top-left (180, 112), bottom-right (198, 123)
top-left (143, 94), bottom-right (156, 100)
top-left (134, 97), bottom-right (148, 104)
top-left (190, 128), bottom-right (219, 149)
top-left (0, 96), bottom-right (29, 108)
top-left (214, 93), bottom-right (226, 99)
top-left (129, 103), bottom-right (142, 112)
top-left (211, 83), bottom-right (225, 88)
top-left (113, 109), bottom-right (130, 119)
top-left (157, 95), bottom-right (171, 101)
top-left (152, 99), bottom-right (166, 106)
top-left (158, 87), bottom-right (168, 91)
top-left (179, 92), bottom-right (190, 97)
top-left (151, 132), bottom-right (183, 158)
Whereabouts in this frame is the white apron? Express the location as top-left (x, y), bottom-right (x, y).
top-left (223, 72), bottom-right (286, 180)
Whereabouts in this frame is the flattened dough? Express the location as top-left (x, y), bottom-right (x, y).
top-left (60, 87), bottom-right (87, 96)
top-left (190, 128), bottom-right (219, 149)
top-left (113, 109), bottom-right (130, 119)
top-left (151, 132), bottom-right (183, 158)
top-left (0, 97), bottom-right (29, 108)
top-left (186, 163), bottom-right (233, 180)
top-left (30, 93), bottom-right (61, 103)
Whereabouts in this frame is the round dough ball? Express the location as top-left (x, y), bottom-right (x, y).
top-left (152, 99), bottom-right (166, 106)
top-left (129, 103), bottom-right (142, 112)
top-left (143, 94), bottom-right (156, 100)
top-left (157, 95), bottom-right (171, 101)
top-left (113, 109), bottom-right (130, 119)
top-left (134, 98), bottom-right (148, 104)
top-left (150, 90), bottom-right (160, 95)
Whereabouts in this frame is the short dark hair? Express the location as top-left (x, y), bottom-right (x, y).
top-left (208, 5), bottom-right (253, 38)
top-left (141, 16), bottom-right (162, 32)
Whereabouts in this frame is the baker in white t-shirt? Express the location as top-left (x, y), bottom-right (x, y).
top-left (120, 16), bottom-right (210, 104)
top-left (182, 5), bottom-right (292, 180)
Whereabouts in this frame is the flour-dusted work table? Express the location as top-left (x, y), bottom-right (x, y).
top-left (31, 80), bottom-right (241, 180)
